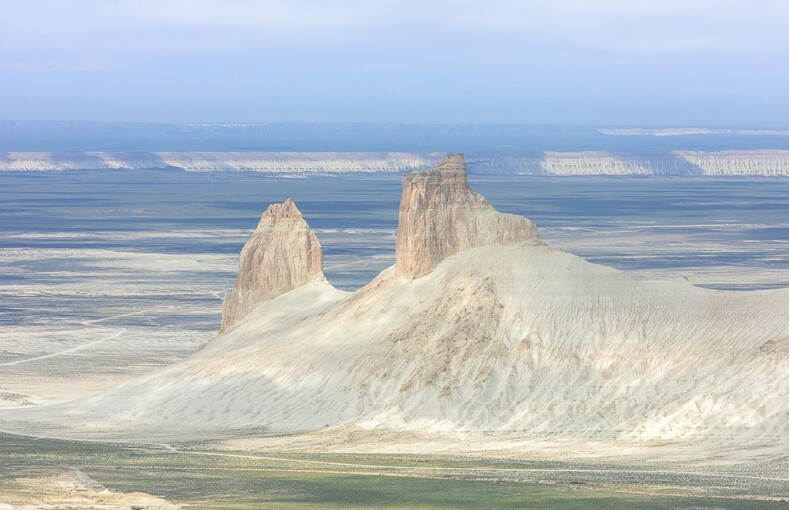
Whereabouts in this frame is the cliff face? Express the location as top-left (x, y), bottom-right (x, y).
top-left (5, 149), bottom-right (789, 175)
top-left (467, 150), bottom-right (789, 176)
top-left (395, 153), bottom-right (540, 278)
top-left (0, 151), bottom-right (437, 173)
top-left (220, 198), bottom-right (323, 331)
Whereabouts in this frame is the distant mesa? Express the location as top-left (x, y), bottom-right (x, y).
top-left (3, 149), bottom-right (789, 176)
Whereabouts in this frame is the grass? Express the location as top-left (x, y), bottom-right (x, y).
top-left (1, 433), bottom-right (786, 509)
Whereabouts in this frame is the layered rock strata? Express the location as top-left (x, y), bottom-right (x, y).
top-left (395, 153), bottom-right (540, 278)
top-left (221, 198), bottom-right (323, 331)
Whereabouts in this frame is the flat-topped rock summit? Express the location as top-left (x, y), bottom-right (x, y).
top-left (396, 153), bottom-right (540, 278)
top-left (221, 198), bottom-right (324, 331)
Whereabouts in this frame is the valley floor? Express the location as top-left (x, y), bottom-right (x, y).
top-left (1, 432), bottom-right (786, 509)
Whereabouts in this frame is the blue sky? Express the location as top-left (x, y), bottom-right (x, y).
top-left (2, 0), bottom-right (788, 125)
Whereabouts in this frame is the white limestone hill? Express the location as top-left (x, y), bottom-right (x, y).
top-left (1, 154), bottom-right (787, 459)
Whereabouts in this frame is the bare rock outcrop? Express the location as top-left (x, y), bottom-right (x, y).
top-left (395, 153), bottom-right (540, 278)
top-left (221, 198), bottom-right (323, 331)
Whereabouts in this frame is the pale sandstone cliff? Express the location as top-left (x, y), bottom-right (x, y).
top-left (395, 153), bottom-right (540, 278)
top-left (220, 198), bottom-right (323, 331)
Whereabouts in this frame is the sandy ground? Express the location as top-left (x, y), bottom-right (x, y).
top-left (0, 468), bottom-right (179, 510)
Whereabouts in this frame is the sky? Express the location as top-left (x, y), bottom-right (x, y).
top-left (2, 0), bottom-right (789, 126)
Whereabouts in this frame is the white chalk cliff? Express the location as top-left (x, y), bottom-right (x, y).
top-left (1, 154), bottom-right (787, 459)
top-left (0, 151), bottom-right (436, 173)
top-left (4, 150), bottom-right (789, 176)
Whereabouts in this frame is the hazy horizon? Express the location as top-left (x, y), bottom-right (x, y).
top-left (3, 1), bottom-right (789, 126)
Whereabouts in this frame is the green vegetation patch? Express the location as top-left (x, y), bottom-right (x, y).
top-left (1, 433), bottom-right (786, 509)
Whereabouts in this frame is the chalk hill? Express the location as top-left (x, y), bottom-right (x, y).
top-left (2, 154), bottom-right (787, 458)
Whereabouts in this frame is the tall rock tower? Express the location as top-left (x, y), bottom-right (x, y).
top-left (221, 198), bottom-right (324, 331)
top-left (395, 153), bottom-right (540, 278)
